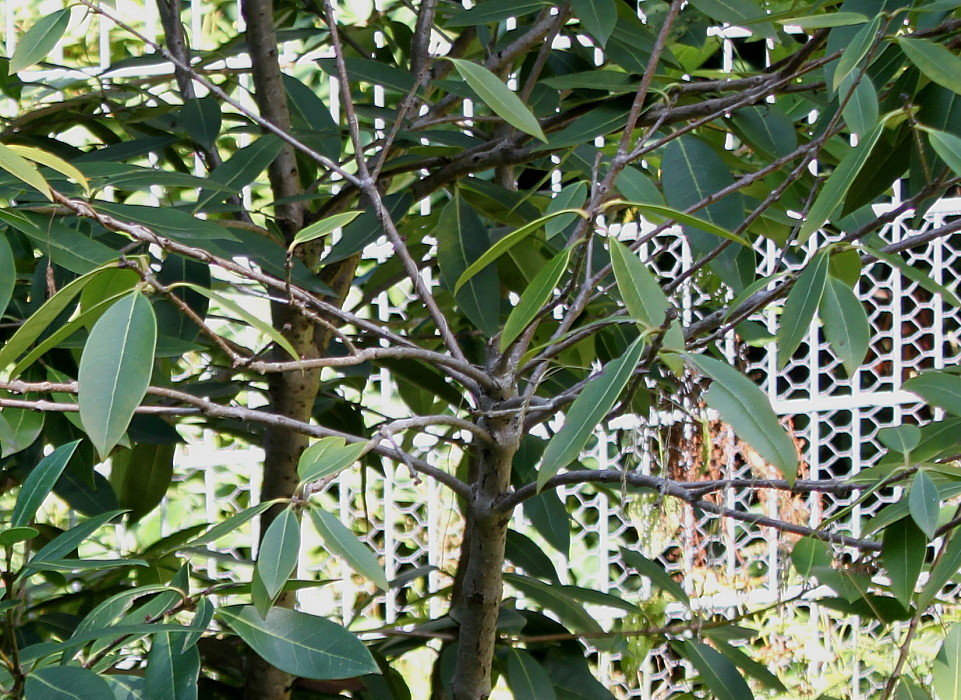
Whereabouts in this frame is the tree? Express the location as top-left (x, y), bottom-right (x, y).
top-left (1, 0), bottom-right (961, 698)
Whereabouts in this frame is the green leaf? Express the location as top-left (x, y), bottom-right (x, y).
top-left (309, 507), bottom-right (389, 591)
top-left (0, 143), bottom-right (51, 199)
top-left (0, 527), bottom-right (38, 547)
top-left (298, 437), bottom-right (367, 483)
top-left (609, 201), bottom-right (752, 249)
top-left (316, 56), bottom-right (414, 93)
top-left (925, 128), bottom-right (961, 176)
top-left (620, 547), bottom-right (690, 605)
top-left (91, 202), bottom-right (237, 243)
top-left (573, 0), bottom-right (617, 47)
top-left (505, 530), bottom-right (560, 583)
top-left (11, 441), bottom-right (80, 528)
top-left (453, 208), bottom-right (583, 294)
top-left (257, 508), bottom-right (301, 602)
top-left (436, 192), bottom-right (500, 335)
top-left (609, 238), bottom-right (670, 330)
top-left (0, 233), bottom-right (14, 320)
top-left (180, 96), bottom-right (221, 151)
top-left (708, 637), bottom-right (788, 693)
top-left (110, 443), bottom-right (175, 522)
top-left (538, 337), bottom-right (644, 489)
top-left (524, 489), bottom-right (570, 557)
top-left (832, 14), bottom-right (881, 91)
top-left (185, 502), bottom-right (274, 548)
top-left (217, 605), bottom-right (379, 679)
top-left (545, 182), bottom-right (588, 239)
top-left (777, 12), bottom-right (868, 29)
top-left (778, 251), bottom-right (830, 368)
top-left (0, 404), bottom-right (44, 457)
top-left (8, 144), bottom-right (89, 195)
top-left (919, 529), bottom-right (961, 608)
top-left (506, 648), bottom-right (557, 700)
top-left (881, 517), bottom-right (925, 607)
top-left (862, 243), bottom-right (961, 306)
top-left (501, 248), bottom-right (571, 351)
top-left (909, 470), bottom-right (940, 540)
top-left (27, 510), bottom-right (125, 570)
top-left (0, 210), bottom-right (116, 274)
top-left (934, 625), bottom-right (961, 700)
top-left (504, 574), bottom-right (604, 635)
top-left (799, 121), bottom-right (886, 243)
top-left (687, 354), bottom-right (799, 483)
top-left (896, 678), bottom-right (932, 700)
top-left (904, 371), bottom-right (961, 415)
top-left (24, 666), bottom-right (113, 700)
top-left (674, 640), bottom-right (753, 700)
top-left (614, 167), bottom-right (663, 206)
top-left (194, 135), bottom-right (284, 212)
top-left (446, 1), bottom-right (549, 26)
top-left (9, 9), bottom-right (71, 73)
top-left (878, 425), bottom-right (922, 456)
top-left (177, 284), bottom-right (299, 361)
top-left (841, 76), bottom-right (879, 136)
top-left (447, 58), bottom-right (548, 143)
top-left (145, 632), bottom-right (200, 700)
top-left (899, 37), bottom-right (961, 96)
top-left (731, 104), bottom-right (798, 159)
top-left (289, 211), bottom-right (362, 251)
top-left (78, 292), bottom-right (157, 459)
top-left (820, 276), bottom-right (870, 377)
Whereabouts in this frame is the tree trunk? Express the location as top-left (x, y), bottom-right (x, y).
top-left (449, 401), bottom-right (522, 700)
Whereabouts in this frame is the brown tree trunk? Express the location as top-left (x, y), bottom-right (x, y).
top-left (448, 399), bottom-right (522, 700)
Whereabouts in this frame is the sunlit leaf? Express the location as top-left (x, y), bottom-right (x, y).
top-left (448, 58), bottom-right (548, 142)
top-left (289, 211), bottom-right (363, 251)
top-left (309, 507), bottom-right (389, 591)
top-left (0, 143), bottom-right (51, 200)
top-left (9, 9), bottom-right (71, 73)
top-left (11, 441), bottom-right (80, 528)
top-left (673, 640), bottom-right (753, 700)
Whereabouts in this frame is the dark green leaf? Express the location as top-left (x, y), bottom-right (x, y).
top-left (24, 666), bottom-right (113, 700)
top-left (909, 470), bottom-right (940, 540)
top-left (11, 440), bottom-right (80, 528)
top-left (257, 508), bottom-right (302, 602)
top-left (896, 678), bottom-right (932, 700)
top-left (934, 625), bottom-right (961, 700)
top-left (841, 76), bottom-right (879, 136)
top-left (9, 9), bottom-right (71, 73)
top-left (674, 640), bottom-right (753, 700)
top-left (731, 104), bottom-right (798, 158)
top-left (614, 167), bottom-right (662, 206)
top-left (109, 443), bottom-right (175, 522)
top-left (0, 210), bottom-right (115, 273)
top-left (881, 518), bottom-right (925, 607)
top-left (709, 637), bottom-right (787, 693)
top-left (833, 14), bottom-right (881, 91)
top-left (27, 510), bottom-right (125, 570)
top-left (145, 631), bottom-right (200, 700)
top-left (687, 354), bottom-right (799, 483)
top-left (919, 529), bottom-right (961, 608)
top-left (546, 182), bottom-right (588, 239)
top-left (904, 372), bottom-right (961, 416)
top-left (820, 275), bottom-right (870, 377)
top-left (446, 0), bottom-right (548, 26)
top-left (195, 135), bottom-right (284, 212)
top-left (524, 489), bottom-right (570, 557)
top-left (779, 251), bottom-right (830, 367)
top-left (309, 507), bottom-right (388, 591)
top-left (78, 292), bottom-right (157, 459)
top-left (217, 605), bottom-right (379, 680)
top-left (573, 0), bottom-right (617, 47)
top-left (926, 128), bottom-right (961, 176)
top-left (0, 232), bottom-right (13, 320)
top-left (505, 530), bottom-right (561, 583)
top-left (316, 57), bottom-right (414, 93)
top-left (180, 97), bottom-right (221, 151)
top-left (620, 547), bottom-right (689, 605)
top-left (538, 337), bottom-right (644, 489)
top-left (185, 502), bottom-right (274, 548)
top-left (506, 648), bottom-right (557, 700)
top-left (504, 574), bottom-right (604, 635)
top-left (878, 425), bottom-right (921, 456)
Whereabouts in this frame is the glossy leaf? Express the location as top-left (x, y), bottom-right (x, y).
top-left (9, 9), bottom-right (71, 73)
top-left (298, 437), bottom-right (367, 483)
top-left (609, 238), bottom-right (670, 330)
top-left (501, 248), bottom-right (570, 351)
top-left (620, 547), bottom-right (689, 605)
top-left (538, 337), bottom-right (644, 489)
top-left (674, 640), bottom-right (753, 700)
top-left (899, 37), bottom-right (961, 96)
top-left (217, 605), bottom-right (379, 679)
top-left (506, 648), bottom-right (557, 700)
top-left (778, 251), bottom-right (829, 368)
top-left (11, 440), bottom-right (80, 528)
top-left (909, 470), bottom-right (941, 540)
top-left (687, 354), bottom-right (799, 483)
top-left (309, 507), bottom-right (389, 591)
top-left (881, 518), bottom-right (925, 607)
top-left (799, 122), bottom-right (886, 243)
top-left (934, 625), bottom-right (961, 700)
top-left (453, 208), bottom-right (583, 294)
top-left (0, 404), bottom-right (44, 457)
top-left (0, 527), bottom-right (38, 547)
top-left (145, 632), bottom-right (200, 700)
top-left (257, 508), bottom-right (302, 602)
top-left (448, 58), bottom-right (547, 143)
top-left (78, 292), bottom-right (157, 459)
top-left (573, 0), bottom-right (617, 47)
top-left (289, 211), bottom-right (363, 251)
top-left (820, 276), bottom-right (870, 377)
top-left (24, 666), bottom-right (113, 700)
top-left (0, 143), bottom-right (51, 199)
